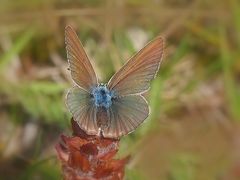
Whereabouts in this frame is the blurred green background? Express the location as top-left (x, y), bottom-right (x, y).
top-left (0, 0), bottom-right (240, 179)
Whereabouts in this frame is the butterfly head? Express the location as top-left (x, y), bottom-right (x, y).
top-left (91, 84), bottom-right (114, 108)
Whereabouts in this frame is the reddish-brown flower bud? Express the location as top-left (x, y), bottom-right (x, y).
top-left (56, 118), bottom-right (129, 180)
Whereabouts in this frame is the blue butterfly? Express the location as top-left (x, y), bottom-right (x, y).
top-left (65, 26), bottom-right (164, 138)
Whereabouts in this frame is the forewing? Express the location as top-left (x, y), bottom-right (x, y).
top-left (66, 86), bottom-right (98, 135)
top-left (101, 95), bottom-right (149, 138)
top-left (108, 37), bottom-right (163, 96)
top-left (65, 26), bottom-right (98, 92)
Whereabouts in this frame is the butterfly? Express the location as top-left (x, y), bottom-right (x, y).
top-left (65, 25), bottom-right (164, 138)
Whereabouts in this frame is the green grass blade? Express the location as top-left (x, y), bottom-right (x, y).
top-left (0, 28), bottom-right (35, 71)
top-left (220, 27), bottom-right (240, 121)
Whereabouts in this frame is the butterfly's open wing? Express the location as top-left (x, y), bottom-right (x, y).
top-left (107, 37), bottom-right (163, 96)
top-left (65, 26), bottom-right (98, 92)
top-left (101, 95), bottom-right (149, 138)
top-left (66, 86), bottom-right (99, 135)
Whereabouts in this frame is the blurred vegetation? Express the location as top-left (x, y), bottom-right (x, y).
top-left (0, 0), bottom-right (240, 179)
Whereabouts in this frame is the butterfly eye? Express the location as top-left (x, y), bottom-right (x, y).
top-left (90, 94), bottom-right (94, 98)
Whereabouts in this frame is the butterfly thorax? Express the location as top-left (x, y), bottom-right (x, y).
top-left (92, 84), bottom-right (113, 108)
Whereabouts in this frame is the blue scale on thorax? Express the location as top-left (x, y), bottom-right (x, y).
top-left (91, 84), bottom-right (114, 108)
